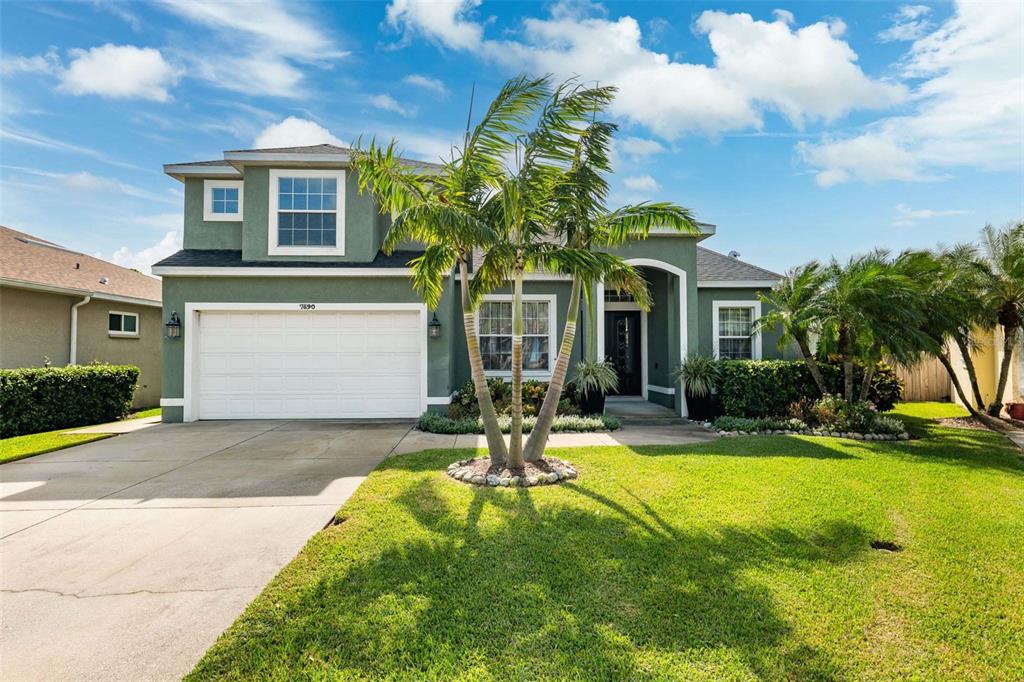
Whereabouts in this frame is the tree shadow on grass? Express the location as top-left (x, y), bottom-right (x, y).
top-left (192, 473), bottom-right (870, 681)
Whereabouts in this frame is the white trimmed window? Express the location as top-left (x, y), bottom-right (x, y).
top-left (203, 180), bottom-right (243, 221)
top-left (477, 295), bottom-right (556, 376)
top-left (712, 301), bottom-right (761, 360)
top-left (268, 169), bottom-right (345, 256)
top-left (108, 311), bottom-right (139, 338)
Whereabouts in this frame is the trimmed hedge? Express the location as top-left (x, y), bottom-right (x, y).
top-left (716, 360), bottom-right (902, 419)
top-left (0, 365), bottom-right (140, 438)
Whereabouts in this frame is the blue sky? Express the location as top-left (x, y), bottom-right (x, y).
top-left (1, 0), bottom-right (1021, 274)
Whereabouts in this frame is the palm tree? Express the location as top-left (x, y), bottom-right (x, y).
top-left (755, 263), bottom-right (829, 396)
top-left (977, 222), bottom-right (1024, 417)
top-left (351, 76), bottom-right (549, 465)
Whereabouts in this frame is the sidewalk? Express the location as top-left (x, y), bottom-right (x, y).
top-left (66, 415), bottom-right (162, 435)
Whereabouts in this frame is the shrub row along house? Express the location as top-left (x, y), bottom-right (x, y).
top-left (153, 144), bottom-right (787, 422)
top-left (0, 225), bottom-right (162, 408)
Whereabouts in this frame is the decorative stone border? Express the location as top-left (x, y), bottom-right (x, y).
top-left (446, 456), bottom-right (579, 487)
top-left (704, 423), bottom-right (910, 441)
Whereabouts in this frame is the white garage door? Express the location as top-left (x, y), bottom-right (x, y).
top-left (196, 308), bottom-right (423, 419)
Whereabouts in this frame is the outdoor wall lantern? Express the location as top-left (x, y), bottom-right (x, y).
top-left (165, 311), bottom-right (181, 339)
top-left (428, 312), bottom-right (442, 338)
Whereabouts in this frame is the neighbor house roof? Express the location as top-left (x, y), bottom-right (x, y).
top-left (697, 246), bottom-right (781, 285)
top-left (0, 226), bottom-right (162, 304)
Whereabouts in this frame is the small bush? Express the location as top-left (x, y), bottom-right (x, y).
top-left (1, 364), bottom-right (140, 438)
top-left (417, 412), bottom-right (619, 435)
top-left (448, 379), bottom-right (582, 420)
top-left (715, 395), bottom-right (906, 436)
top-left (713, 416), bottom-right (809, 432)
top-left (811, 395), bottom-right (877, 432)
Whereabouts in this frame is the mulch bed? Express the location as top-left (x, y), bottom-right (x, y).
top-left (446, 456), bottom-right (578, 487)
top-left (937, 417), bottom-right (989, 430)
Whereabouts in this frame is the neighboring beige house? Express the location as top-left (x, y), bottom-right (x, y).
top-left (0, 226), bottom-right (163, 408)
top-left (948, 328), bottom-right (1024, 414)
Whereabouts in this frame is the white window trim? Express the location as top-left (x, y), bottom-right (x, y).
top-left (108, 310), bottom-right (140, 338)
top-left (268, 169), bottom-right (346, 257)
top-left (203, 179), bottom-right (244, 222)
top-left (712, 300), bottom-right (762, 360)
top-left (476, 294), bottom-right (558, 379)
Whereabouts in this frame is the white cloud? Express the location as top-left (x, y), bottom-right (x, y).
top-left (385, 2), bottom-right (905, 139)
top-left (0, 126), bottom-right (142, 169)
top-left (158, 0), bottom-right (346, 97)
top-left (368, 94), bottom-right (415, 117)
top-left (623, 174), bottom-right (660, 192)
top-left (102, 228), bottom-right (182, 275)
top-left (890, 202), bottom-right (969, 226)
top-left (813, 168), bottom-right (850, 188)
top-left (616, 136), bottom-right (664, 161)
top-left (1, 48), bottom-right (61, 75)
top-left (5, 166), bottom-right (177, 203)
top-left (59, 44), bottom-right (181, 101)
top-left (799, 1), bottom-right (1023, 186)
top-left (772, 9), bottom-right (795, 25)
top-left (403, 74), bottom-right (448, 95)
top-left (878, 5), bottom-right (933, 42)
top-left (252, 117), bottom-right (344, 148)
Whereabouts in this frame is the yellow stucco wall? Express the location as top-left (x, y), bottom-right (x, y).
top-left (949, 326), bottom-right (1023, 409)
top-left (0, 285), bottom-right (162, 408)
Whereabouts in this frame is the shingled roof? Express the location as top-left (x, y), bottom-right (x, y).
top-left (224, 143), bottom-right (351, 154)
top-left (0, 226), bottom-right (161, 303)
top-left (697, 246), bottom-right (781, 283)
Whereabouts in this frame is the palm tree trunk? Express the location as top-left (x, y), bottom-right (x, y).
top-left (507, 270), bottom-right (525, 468)
top-left (953, 334), bottom-right (986, 411)
top-left (859, 362), bottom-right (876, 403)
top-left (935, 351), bottom-right (1010, 430)
top-left (987, 325), bottom-right (1019, 417)
top-left (796, 336), bottom-right (828, 395)
top-left (459, 262), bottom-right (507, 465)
top-left (524, 277), bottom-right (582, 462)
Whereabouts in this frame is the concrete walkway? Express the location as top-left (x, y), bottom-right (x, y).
top-left (66, 415), bottom-right (162, 435)
top-left (0, 418), bottom-right (714, 681)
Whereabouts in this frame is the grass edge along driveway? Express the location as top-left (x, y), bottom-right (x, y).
top-left (0, 407), bottom-right (161, 464)
top-left (189, 402), bottom-right (1023, 680)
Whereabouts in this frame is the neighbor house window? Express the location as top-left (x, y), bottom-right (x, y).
top-left (478, 296), bottom-right (556, 374)
top-left (203, 180), bottom-right (244, 222)
top-left (713, 301), bottom-right (762, 360)
top-left (268, 169), bottom-right (345, 256)
top-left (108, 311), bottom-right (139, 337)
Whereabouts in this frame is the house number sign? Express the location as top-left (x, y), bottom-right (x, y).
top-left (298, 304), bottom-right (316, 310)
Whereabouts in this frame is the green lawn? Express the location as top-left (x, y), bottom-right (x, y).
top-left (189, 403), bottom-right (1024, 681)
top-left (0, 407), bottom-right (160, 464)
top-left (0, 429), bottom-right (112, 464)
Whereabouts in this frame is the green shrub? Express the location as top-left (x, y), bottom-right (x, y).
top-left (417, 411), bottom-right (619, 435)
top-left (811, 395), bottom-right (877, 432)
top-left (716, 360), bottom-right (902, 418)
top-left (447, 379), bottom-right (581, 420)
top-left (713, 416), bottom-right (809, 432)
top-left (0, 364), bottom-right (140, 438)
top-left (716, 396), bottom-right (906, 436)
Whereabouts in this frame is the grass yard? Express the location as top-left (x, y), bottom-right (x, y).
top-left (0, 429), bottom-right (112, 464)
top-left (189, 403), bottom-right (1024, 681)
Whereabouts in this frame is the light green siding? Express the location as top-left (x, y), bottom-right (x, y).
top-left (697, 287), bottom-right (793, 360)
top-left (182, 178), bottom-right (243, 250)
top-left (240, 168), bottom-right (382, 263)
top-left (160, 275), bottom-right (455, 422)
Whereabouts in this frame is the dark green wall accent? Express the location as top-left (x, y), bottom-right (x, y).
top-left (696, 287), bottom-right (794, 360)
top-left (240, 167), bottom-right (382, 263)
top-left (182, 178), bottom-right (243, 250)
top-left (160, 275), bottom-right (455, 422)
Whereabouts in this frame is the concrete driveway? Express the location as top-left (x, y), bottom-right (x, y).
top-left (0, 420), bottom-right (421, 682)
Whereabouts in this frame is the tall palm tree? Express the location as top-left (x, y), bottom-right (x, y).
top-left (755, 263), bottom-right (829, 396)
top-left (351, 76), bottom-right (549, 465)
top-left (977, 222), bottom-right (1024, 417)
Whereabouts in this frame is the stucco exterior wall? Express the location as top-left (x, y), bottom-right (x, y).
top-left (75, 301), bottom-right (162, 408)
top-left (183, 178), bottom-right (243, 250)
top-left (0, 286), bottom-right (75, 367)
top-left (949, 327), bottom-right (1024, 409)
top-left (697, 287), bottom-right (793, 360)
top-left (0, 286), bottom-right (161, 408)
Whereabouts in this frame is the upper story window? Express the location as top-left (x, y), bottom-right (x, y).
top-left (712, 301), bottom-right (762, 360)
top-left (477, 295), bottom-right (556, 375)
top-left (268, 169), bottom-right (345, 256)
top-left (108, 311), bottom-right (139, 338)
top-left (203, 180), bottom-right (244, 222)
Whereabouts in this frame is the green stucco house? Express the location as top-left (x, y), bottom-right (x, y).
top-left (154, 144), bottom-right (784, 422)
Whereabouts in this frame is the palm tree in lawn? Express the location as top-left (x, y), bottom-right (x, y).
top-left (351, 76), bottom-right (549, 465)
top-left (977, 221), bottom-right (1024, 417)
top-left (754, 262), bottom-right (829, 396)
top-left (520, 121), bottom-right (700, 462)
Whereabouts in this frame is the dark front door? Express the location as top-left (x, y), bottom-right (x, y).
top-left (605, 311), bottom-right (642, 395)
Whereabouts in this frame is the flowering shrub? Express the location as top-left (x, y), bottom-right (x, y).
top-left (447, 379), bottom-right (581, 420)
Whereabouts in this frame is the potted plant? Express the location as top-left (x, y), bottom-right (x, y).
top-left (1007, 402), bottom-right (1024, 420)
top-left (572, 361), bottom-right (618, 415)
top-left (672, 354), bottom-right (721, 421)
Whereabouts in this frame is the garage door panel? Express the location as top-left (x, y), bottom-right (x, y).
top-left (197, 309), bottom-right (423, 420)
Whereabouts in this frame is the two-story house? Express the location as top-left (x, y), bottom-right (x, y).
top-left (153, 144), bottom-right (787, 422)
